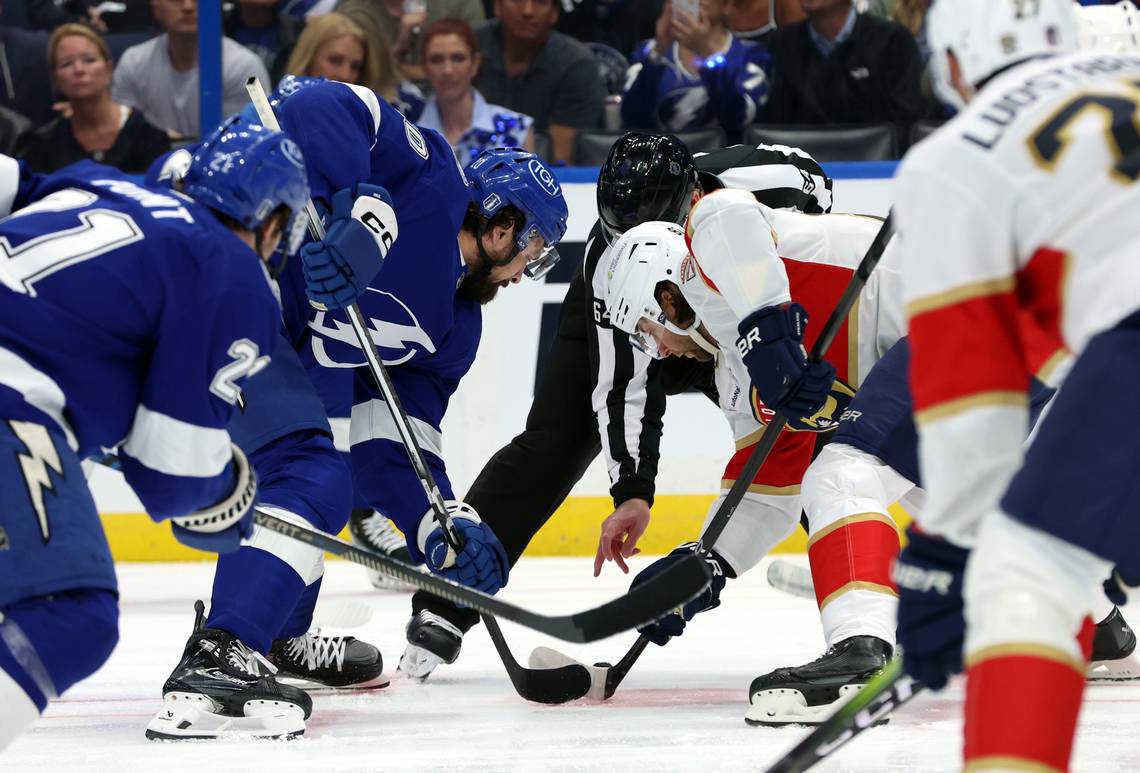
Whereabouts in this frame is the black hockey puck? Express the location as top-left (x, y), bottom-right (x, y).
top-left (594, 662), bottom-right (612, 668)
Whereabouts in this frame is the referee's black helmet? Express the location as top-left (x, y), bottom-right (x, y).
top-left (596, 132), bottom-right (700, 245)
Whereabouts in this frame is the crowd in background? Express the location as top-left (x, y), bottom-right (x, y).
top-left (0, 0), bottom-right (1125, 172)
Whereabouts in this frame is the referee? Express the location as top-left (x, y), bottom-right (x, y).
top-left (372, 132), bottom-right (835, 675)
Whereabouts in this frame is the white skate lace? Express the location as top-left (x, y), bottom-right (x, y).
top-left (286, 630), bottom-right (347, 672)
top-left (359, 511), bottom-right (406, 554)
top-left (222, 638), bottom-right (277, 676)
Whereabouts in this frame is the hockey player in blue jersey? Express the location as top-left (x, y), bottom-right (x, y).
top-left (155, 76), bottom-right (568, 695)
top-left (622, 0), bottom-right (771, 144)
top-left (0, 123), bottom-right (314, 751)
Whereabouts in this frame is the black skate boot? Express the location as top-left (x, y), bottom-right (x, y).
top-left (745, 636), bottom-right (893, 727)
top-left (1088, 607), bottom-right (1140, 681)
top-left (268, 630), bottom-right (388, 690)
top-left (145, 601), bottom-right (312, 740)
top-left (398, 610), bottom-right (463, 680)
top-left (348, 508), bottom-right (420, 591)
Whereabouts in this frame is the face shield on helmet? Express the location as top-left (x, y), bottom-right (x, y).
top-left (466, 148), bottom-right (569, 281)
top-left (603, 221), bottom-right (689, 359)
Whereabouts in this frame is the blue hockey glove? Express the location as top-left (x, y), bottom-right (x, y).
top-left (631, 543), bottom-right (731, 646)
top-left (736, 303), bottom-right (837, 423)
top-left (419, 502), bottom-right (510, 595)
top-left (1104, 567), bottom-right (1140, 607)
top-left (169, 446), bottom-right (257, 554)
top-left (894, 527), bottom-right (970, 690)
top-left (301, 184), bottom-right (398, 309)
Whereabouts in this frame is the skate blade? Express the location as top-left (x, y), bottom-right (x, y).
top-left (1088, 655), bottom-right (1140, 682)
top-left (145, 694), bottom-right (306, 740)
top-left (276, 672), bottom-right (391, 692)
top-left (745, 683), bottom-right (880, 727)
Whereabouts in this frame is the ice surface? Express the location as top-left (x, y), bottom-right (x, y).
top-left (7, 556), bottom-right (1140, 772)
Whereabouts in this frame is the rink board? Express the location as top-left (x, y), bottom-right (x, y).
top-left (93, 164), bottom-right (897, 561)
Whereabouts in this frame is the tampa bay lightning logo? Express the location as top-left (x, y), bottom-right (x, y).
top-left (658, 86), bottom-right (711, 131)
top-left (528, 159), bottom-right (559, 197)
top-left (281, 139), bottom-right (305, 169)
top-left (308, 288), bottom-right (437, 368)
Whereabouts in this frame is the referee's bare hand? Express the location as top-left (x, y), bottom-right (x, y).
top-left (593, 498), bottom-right (651, 577)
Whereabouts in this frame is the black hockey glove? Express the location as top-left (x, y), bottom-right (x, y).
top-left (630, 543), bottom-right (732, 646)
top-left (894, 527), bottom-right (970, 690)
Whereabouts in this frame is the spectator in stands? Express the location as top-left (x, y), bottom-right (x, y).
top-left (225, 0), bottom-right (300, 72)
top-left (0, 3), bottom-right (56, 124)
top-left (622, 0), bottom-right (771, 144)
top-left (554, 0), bottom-right (665, 57)
top-left (334, 0), bottom-right (484, 81)
top-left (19, 24), bottom-right (170, 172)
top-left (112, 0), bottom-right (270, 138)
top-left (317, 7), bottom-right (425, 117)
top-left (417, 18), bottom-right (534, 163)
top-left (475, 0), bottom-right (605, 163)
top-left (728, 0), bottom-right (807, 42)
top-left (28, 0), bottom-right (155, 34)
top-left (763, 0), bottom-right (924, 126)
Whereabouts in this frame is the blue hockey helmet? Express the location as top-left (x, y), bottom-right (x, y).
top-left (464, 147), bottom-right (568, 280)
top-left (182, 117), bottom-right (312, 257)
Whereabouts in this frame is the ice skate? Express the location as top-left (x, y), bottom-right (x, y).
top-left (398, 610), bottom-right (463, 680)
top-left (268, 630), bottom-right (388, 690)
top-left (745, 636), bottom-right (893, 727)
top-left (348, 508), bottom-right (422, 591)
top-left (145, 601), bottom-right (312, 740)
top-left (1088, 607), bottom-right (1140, 681)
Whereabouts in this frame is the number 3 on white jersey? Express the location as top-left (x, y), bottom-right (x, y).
top-left (0, 188), bottom-right (144, 297)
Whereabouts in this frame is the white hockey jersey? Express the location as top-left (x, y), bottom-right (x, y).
top-left (897, 50), bottom-right (1140, 545)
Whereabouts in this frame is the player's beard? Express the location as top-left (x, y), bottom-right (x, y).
top-left (457, 262), bottom-right (503, 305)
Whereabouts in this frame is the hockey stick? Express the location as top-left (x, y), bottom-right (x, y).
top-left (244, 76), bottom-right (461, 553)
top-left (525, 213), bottom-right (897, 702)
top-left (253, 508), bottom-right (711, 643)
top-left (481, 615), bottom-right (592, 704)
top-left (762, 658), bottom-right (923, 773)
top-left (766, 558), bottom-right (816, 600)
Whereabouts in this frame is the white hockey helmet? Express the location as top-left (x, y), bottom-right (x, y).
top-left (928, 0), bottom-right (1079, 108)
top-left (1075, 1), bottom-right (1140, 52)
top-left (603, 220), bottom-right (689, 359)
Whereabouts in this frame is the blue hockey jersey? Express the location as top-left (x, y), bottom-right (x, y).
top-left (0, 160), bottom-right (279, 519)
top-left (622, 37), bottom-right (771, 144)
top-left (248, 78), bottom-right (478, 550)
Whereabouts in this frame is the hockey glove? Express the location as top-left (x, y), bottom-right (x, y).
top-left (169, 445), bottom-right (257, 554)
top-left (736, 303), bottom-right (837, 423)
top-left (419, 502), bottom-right (510, 595)
top-left (301, 184), bottom-right (398, 309)
top-left (894, 527), bottom-right (970, 690)
top-left (631, 543), bottom-right (732, 646)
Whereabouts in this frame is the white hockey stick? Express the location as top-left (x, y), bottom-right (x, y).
top-left (244, 77), bottom-right (462, 552)
top-left (766, 558), bottom-right (816, 600)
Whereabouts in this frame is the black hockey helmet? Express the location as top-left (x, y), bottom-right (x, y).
top-left (596, 132), bottom-right (700, 245)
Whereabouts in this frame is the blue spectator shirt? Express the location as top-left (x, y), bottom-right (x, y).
top-left (622, 35), bottom-right (771, 144)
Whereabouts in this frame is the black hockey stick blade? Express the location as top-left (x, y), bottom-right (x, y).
top-left (761, 658), bottom-right (923, 773)
top-left (254, 509), bottom-right (712, 643)
top-left (527, 634), bottom-right (651, 702)
top-left (482, 614), bottom-right (592, 704)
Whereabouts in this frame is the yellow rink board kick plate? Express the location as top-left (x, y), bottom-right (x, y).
top-left (102, 497), bottom-right (913, 561)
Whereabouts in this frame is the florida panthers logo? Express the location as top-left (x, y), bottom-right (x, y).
top-left (308, 288), bottom-right (437, 368)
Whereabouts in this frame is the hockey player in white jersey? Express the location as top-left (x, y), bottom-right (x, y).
top-left (600, 199), bottom-right (908, 723)
top-left (894, 1), bottom-right (1140, 770)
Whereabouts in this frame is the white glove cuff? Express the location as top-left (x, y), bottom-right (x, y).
top-left (170, 444), bottom-right (256, 534)
top-left (416, 500), bottom-right (480, 554)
